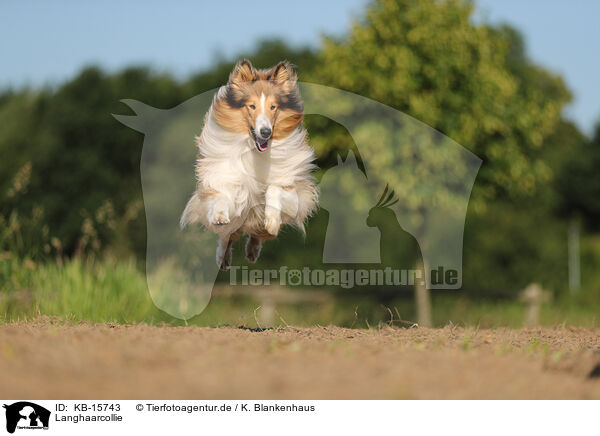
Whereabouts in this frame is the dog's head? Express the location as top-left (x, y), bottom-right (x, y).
top-left (212, 59), bottom-right (303, 152)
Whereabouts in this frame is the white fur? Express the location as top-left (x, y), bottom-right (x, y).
top-left (255, 93), bottom-right (271, 136)
top-left (180, 104), bottom-right (318, 246)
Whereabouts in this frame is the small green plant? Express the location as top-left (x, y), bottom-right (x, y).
top-left (461, 335), bottom-right (473, 351)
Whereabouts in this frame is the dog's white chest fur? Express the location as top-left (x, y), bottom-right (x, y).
top-left (187, 111), bottom-right (317, 233)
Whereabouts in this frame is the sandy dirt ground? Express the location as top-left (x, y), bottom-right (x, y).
top-left (2, 317), bottom-right (600, 399)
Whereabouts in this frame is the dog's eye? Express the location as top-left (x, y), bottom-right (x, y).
top-left (270, 105), bottom-right (276, 110)
top-left (249, 104), bottom-right (256, 110)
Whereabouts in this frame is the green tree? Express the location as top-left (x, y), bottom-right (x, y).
top-left (0, 41), bottom-right (318, 259)
top-left (309, 0), bottom-right (570, 206)
top-left (300, 0), bottom-right (581, 298)
top-left (555, 122), bottom-right (600, 231)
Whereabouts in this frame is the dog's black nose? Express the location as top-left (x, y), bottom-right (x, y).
top-left (260, 127), bottom-right (272, 138)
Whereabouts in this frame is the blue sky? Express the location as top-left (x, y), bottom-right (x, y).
top-left (1, 0), bottom-right (598, 134)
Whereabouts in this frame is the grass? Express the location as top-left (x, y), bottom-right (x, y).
top-left (2, 254), bottom-right (600, 328)
top-left (430, 294), bottom-right (600, 328)
top-left (0, 254), bottom-right (164, 324)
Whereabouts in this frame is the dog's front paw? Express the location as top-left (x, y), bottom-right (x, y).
top-left (264, 208), bottom-right (281, 236)
top-left (208, 208), bottom-right (230, 226)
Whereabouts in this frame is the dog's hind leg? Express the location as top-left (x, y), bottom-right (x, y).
top-left (216, 232), bottom-right (239, 270)
top-left (216, 237), bottom-right (232, 270)
top-left (245, 235), bottom-right (263, 263)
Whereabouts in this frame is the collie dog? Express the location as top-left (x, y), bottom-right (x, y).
top-left (180, 60), bottom-right (319, 270)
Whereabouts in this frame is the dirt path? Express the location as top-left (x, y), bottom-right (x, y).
top-left (2, 317), bottom-right (600, 399)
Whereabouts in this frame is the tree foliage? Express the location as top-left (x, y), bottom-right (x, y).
top-left (310, 0), bottom-right (571, 206)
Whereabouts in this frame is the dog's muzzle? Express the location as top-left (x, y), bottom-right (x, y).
top-left (250, 127), bottom-right (270, 152)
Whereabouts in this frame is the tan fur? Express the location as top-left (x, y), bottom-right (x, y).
top-left (272, 109), bottom-right (303, 140)
top-left (212, 61), bottom-right (303, 139)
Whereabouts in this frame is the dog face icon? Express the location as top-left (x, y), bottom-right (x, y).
top-left (17, 406), bottom-right (35, 427)
top-left (3, 402), bottom-right (50, 434)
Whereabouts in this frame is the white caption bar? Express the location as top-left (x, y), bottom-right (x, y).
top-left (1, 400), bottom-right (597, 435)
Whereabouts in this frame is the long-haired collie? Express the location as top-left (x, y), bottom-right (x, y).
top-left (180, 60), bottom-right (319, 270)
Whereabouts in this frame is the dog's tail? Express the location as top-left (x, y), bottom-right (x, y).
top-left (180, 192), bottom-right (203, 229)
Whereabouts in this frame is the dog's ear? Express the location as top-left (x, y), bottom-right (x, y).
top-left (229, 59), bottom-right (256, 86)
top-left (270, 61), bottom-right (297, 92)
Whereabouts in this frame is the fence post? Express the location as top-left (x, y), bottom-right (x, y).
top-left (520, 283), bottom-right (551, 327)
top-left (415, 260), bottom-right (432, 327)
top-left (568, 218), bottom-right (581, 293)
